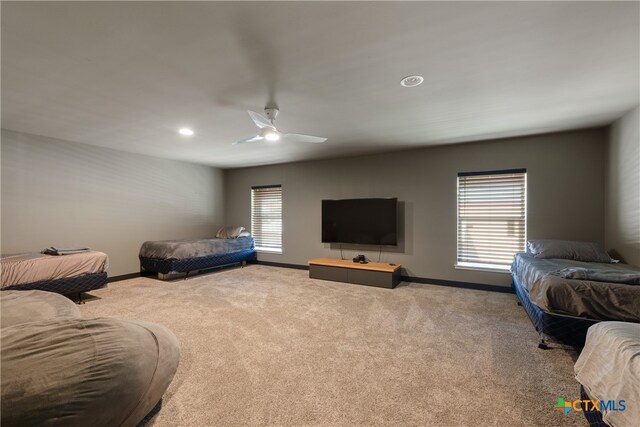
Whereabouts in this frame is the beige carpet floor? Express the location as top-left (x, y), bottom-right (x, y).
top-left (79, 265), bottom-right (585, 427)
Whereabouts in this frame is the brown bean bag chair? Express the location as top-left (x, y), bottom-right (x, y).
top-left (1, 289), bottom-right (82, 326)
top-left (1, 290), bottom-right (180, 427)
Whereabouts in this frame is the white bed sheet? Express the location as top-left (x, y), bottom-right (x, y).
top-left (575, 321), bottom-right (640, 427)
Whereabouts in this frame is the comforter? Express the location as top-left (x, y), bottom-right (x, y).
top-left (139, 236), bottom-right (254, 260)
top-left (511, 253), bottom-right (640, 322)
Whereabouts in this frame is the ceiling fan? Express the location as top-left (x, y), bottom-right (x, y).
top-left (234, 106), bottom-right (327, 145)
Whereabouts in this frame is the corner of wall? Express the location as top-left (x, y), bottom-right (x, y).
top-left (605, 106), bottom-right (640, 266)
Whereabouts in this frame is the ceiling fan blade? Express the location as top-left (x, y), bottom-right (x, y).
top-left (233, 135), bottom-right (264, 145)
top-left (248, 110), bottom-right (274, 129)
top-left (283, 133), bottom-right (327, 143)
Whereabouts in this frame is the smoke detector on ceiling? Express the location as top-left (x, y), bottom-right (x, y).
top-left (400, 75), bottom-right (424, 87)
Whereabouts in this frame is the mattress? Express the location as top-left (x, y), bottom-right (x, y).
top-left (0, 252), bottom-right (109, 289)
top-left (575, 322), bottom-right (640, 427)
top-left (139, 236), bottom-right (254, 260)
top-left (512, 275), bottom-right (598, 347)
top-left (511, 253), bottom-right (640, 322)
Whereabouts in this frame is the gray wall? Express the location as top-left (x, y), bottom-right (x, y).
top-left (226, 128), bottom-right (607, 287)
top-left (1, 129), bottom-right (225, 276)
top-left (605, 107), bottom-right (640, 266)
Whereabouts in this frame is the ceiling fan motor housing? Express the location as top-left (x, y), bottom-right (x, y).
top-left (264, 107), bottom-right (279, 123)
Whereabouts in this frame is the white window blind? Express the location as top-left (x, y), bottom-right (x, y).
top-left (457, 169), bottom-right (526, 271)
top-left (251, 185), bottom-right (282, 253)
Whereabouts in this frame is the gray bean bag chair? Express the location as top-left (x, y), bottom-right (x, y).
top-left (1, 290), bottom-right (180, 427)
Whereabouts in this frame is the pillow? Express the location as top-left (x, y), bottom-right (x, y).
top-left (527, 239), bottom-right (612, 263)
top-left (215, 226), bottom-right (245, 239)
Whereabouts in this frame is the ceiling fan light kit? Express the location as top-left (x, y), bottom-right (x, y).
top-left (234, 106), bottom-right (327, 145)
top-left (263, 129), bottom-right (281, 142)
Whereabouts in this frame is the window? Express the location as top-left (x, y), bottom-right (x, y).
top-left (457, 169), bottom-right (526, 271)
top-left (251, 185), bottom-right (282, 253)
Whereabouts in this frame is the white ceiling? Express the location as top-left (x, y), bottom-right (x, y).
top-left (2, 2), bottom-right (638, 168)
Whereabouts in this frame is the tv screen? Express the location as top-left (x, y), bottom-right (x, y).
top-left (322, 198), bottom-right (398, 246)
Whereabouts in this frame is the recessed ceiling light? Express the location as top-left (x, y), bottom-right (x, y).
top-left (179, 128), bottom-right (194, 136)
top-left (400, 75), bottom-right (424, 87)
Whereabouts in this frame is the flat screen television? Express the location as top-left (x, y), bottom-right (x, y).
top-left (322, 198), bottom-right (398, 246)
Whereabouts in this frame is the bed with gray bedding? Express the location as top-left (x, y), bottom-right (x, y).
top-left (511, 240), bottom-right (640, 348)
top-left (139, 235), bottom-right (256, 277)
top-left (512, 253), bottom-right (640, 322)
